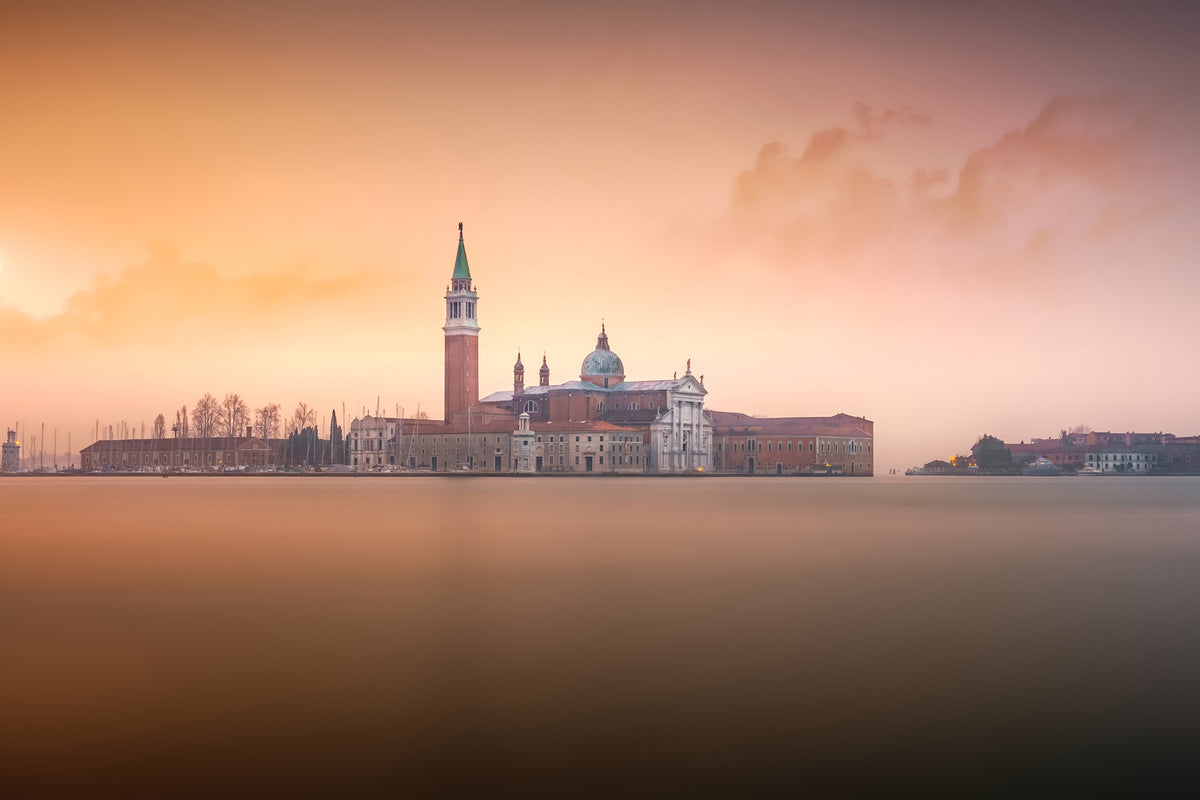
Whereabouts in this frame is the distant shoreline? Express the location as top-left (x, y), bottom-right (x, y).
top-left (0, 471), bottom-right (867, 479)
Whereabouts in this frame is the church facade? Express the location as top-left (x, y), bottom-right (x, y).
top-left (345, 225), bottom-right (871, 475)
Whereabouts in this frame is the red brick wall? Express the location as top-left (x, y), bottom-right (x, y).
top-left (444, 334), bottom-right (479, 421)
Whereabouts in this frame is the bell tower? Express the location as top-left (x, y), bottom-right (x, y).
top-left (513, 351), bottom-right (525, 402)
top-left (444, 222), bottom-right (480, 423)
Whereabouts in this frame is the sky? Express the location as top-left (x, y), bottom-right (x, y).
top-left (2, 0), bottom-right (1198, 469)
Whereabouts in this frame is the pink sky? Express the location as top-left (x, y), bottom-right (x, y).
top-left (2, 0), bottom-right (1198, 468)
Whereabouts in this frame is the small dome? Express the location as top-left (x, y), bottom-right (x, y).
top-left (539, 355), bottom-right (550, 374)
top-left (514, 351), bottom-right (524, 372)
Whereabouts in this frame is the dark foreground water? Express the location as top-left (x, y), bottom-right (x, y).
top-left (4, 476), bottom-right (1200, 796)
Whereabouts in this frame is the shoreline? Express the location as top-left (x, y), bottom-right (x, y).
top-left (0, 470), bottom-right (870, 479)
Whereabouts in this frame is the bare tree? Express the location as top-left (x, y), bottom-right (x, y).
top-left (220, 393), bottom-right (250, 437)
top-left (178, 406), bottom-right (189, 438)
top-left (152, 414), bottom-right (167, 439)
top-left (192, 393), bottom-right (220, 439)
top-left (255, 403), bottom-right (282, 440)
top-left (293, 402), bottom-right (316, 433)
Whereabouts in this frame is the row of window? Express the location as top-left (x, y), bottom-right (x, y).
top-left (447, 300), bottom-right (475, 319)
top-left (718, 439), bottom-right (872, 454)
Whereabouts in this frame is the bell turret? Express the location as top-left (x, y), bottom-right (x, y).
top-left (513, 350), bottom-right (525, 400)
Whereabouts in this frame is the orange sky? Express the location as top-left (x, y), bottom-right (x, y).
top-left (2, 0), bottom-right (1198, 468)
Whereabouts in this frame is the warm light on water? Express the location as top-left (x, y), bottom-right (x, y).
top-left (4, 476), bottom-right (1200, 794)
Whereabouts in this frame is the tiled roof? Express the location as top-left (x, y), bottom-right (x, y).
top-left (708, 411), bottom-right (873, 438)
top-left (612, 379), bottom-right (681, 392)
top-left (481, 391), bottom-right (513, 403)
top-left (80, 436), bottom-right (271, 453)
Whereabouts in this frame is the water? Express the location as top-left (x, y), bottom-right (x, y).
top-left (4, 476), bottom-right (1200, 795)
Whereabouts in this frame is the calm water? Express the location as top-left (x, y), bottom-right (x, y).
top-left (4, 476), bottom-right (1200, 795)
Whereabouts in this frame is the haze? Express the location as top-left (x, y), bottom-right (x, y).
top-left (2, 0), bottom-right (1198, 468)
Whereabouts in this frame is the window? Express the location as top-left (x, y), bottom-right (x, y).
top-left (629, 401), bottom-right (639, 410)
top-left (597, 401), bottom-right (605, 413)
top-left (523, 400), bottom-right (539, 413)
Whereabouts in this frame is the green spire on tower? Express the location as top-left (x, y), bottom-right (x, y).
top-left (452, 222), bottom-right (471, 280)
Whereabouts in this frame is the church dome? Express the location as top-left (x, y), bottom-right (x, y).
top-left (582, 348), bottom-right (623, 376)
top-left (580, 324), bottom-right (625, 383)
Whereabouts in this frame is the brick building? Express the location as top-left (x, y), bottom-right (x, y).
top-left (710, 412), bottom-right (875, 476)
top-left (80, 435), bottom-right (272, 471)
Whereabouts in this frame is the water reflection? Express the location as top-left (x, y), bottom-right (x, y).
top-left (4, 477), bottom-right (1200, 794)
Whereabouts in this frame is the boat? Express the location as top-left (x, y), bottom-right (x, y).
top-left (1077, 466), bottom-right (1104, 476)
top-left (1021, 456), bottom-right (1064, 476)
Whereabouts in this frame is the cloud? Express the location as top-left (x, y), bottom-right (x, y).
top-left (940, 94), bottom-right (1129, 233)
top-left (716, 95), bottom-right (1185, 290)
top-left (0, 244), bottom-right (398, 354)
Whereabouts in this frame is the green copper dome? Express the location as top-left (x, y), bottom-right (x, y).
top-left (582, 349), bottom-right (624, 376)
top-left (580, 324), bottom-right (625, 379)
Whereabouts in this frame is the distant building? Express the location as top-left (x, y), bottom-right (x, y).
top-left (1085, 450), bottom-right (1158, 473)
top-left (2, 429), bottom-right (19, 472)
top-left (343, 224), bottom-right (873, 476)
top-left (80, 436), bottom-right (272, 471)
top-left (709, 412), bottom-right (874, 476)
top-left (991, 430), bottom-right (1200, 474)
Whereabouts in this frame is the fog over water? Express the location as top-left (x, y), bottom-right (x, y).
top-left (4, 476), bottom-right (1200, 795)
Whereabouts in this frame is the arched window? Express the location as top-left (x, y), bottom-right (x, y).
top-left (597, 401), bottom-right (606, 413)
top-left (523, 400), bottom-right (539, 413)
top-left (629, 401), bottom-right (639, 410)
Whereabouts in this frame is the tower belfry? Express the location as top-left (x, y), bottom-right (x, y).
top-left (444, 223), bottom-right (480, 422)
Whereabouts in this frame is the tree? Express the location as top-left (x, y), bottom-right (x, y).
top-left (292, 402), bottom-right (316, 435)
top-left (971, 434), bottom-right (1013, 470)
top-left (177, 406), bottom-right (189, 438)
top-left (329, 409), bottom-right (345, 464)
top-left (283, 425), bottom-right (322, 466)
top-left (255, 403), bottom-right (281, 439)
top-left (192, 393), bottom-right (220, 439)
top-left (152, 414), bottom-right (167, 439)
top-left (220, 393), bottom-right (249, 437)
